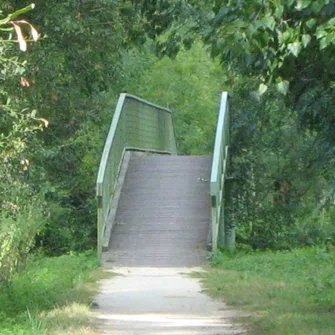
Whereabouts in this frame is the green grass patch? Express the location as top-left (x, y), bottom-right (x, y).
top-left (0, 251), bottom-right (104, 335)
top-left (203, 247), bottom-right (335, 335)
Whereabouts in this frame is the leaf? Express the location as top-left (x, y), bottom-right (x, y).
top-left (249, 91), bottom-right (261, 102)
top-left (319, 37), bottom-right (327, 50)
top-left (302, 34), bottom-right (311, 48)
top-left (324, 17), bottom-right (335, 28)
top-left (316, 29), bottom-right (327, 39)
top-left (258, 83), bottom-right (268, 95)
top-left (277, 80), bottom-right (290, 95)
top-left (0, 27), bottom-right (14, 31)
top-left (287, 42), bottom-right (301, 57)
top-left (306, 19), bottom-right (317, 29)
top-left (274, 4), bottom-right (284, 19)
top-left (32, 116), bottom-right (49, 128)
top-left (20, 77), bottom-right (30, 87)
top-left (11, 22), bottom-right (27, 51)
top-left (39, 118), bottom-right (49, 128)
top-left (16, 20), bottom-right (39, 41)
top-left (310, 2), bottom-right (324, 14)
top-left (260, 16), bottom-right (276, 30)
top-left (295, 0), bottom-right (312, 10)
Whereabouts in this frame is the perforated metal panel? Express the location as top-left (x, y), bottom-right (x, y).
top-left (96, 94), bottom-right (177, 257)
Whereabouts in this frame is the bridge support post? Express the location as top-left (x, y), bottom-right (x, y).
top-left (97, 196), bottom-right (103, 260)
top-left (218, 184), bottom-right (235, 250)
top-left (224, 226), bottom-right (235, 250)
top-left (218, 203), bottom-right (225, 248)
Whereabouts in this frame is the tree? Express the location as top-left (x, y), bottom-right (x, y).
top-left (3, 0), bottom-right (145, 253)
top-left (132, 1), bottom-right (335, 89)
top-left (131, 0), bottom-right (335, 249)
top-left (0, 3), bottom-right (46, 281)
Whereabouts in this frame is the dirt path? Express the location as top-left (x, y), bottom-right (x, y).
top-left (93, 267), bottom-right (246, 335)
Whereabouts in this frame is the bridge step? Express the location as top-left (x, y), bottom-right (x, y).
top-left (101, 153), bottom-right (212, 267)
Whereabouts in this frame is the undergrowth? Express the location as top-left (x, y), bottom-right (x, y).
top-left (204, 247), bottom-right (335, 335)
top-left (0, 251), bottom-right (101, 335)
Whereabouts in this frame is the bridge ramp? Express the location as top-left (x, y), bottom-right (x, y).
top-left (101, 153), bottom-right (211, 267)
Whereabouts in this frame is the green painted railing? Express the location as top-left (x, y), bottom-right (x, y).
top-left (96, 93), bottom-right (178, 258)
top-left (210, 92), bottom-right (234, 252)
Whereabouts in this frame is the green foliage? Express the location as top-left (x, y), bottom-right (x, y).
top-left (120, 42), bottom-right (227, 154)
top-left (1, 0), bottom-right (334, 263)
top-left (226, 81), bottom-right (335, 249)
top-left (21, 0), bottom-right (145, 253)
top-left (0, 194), bottom-right (46, 283)
top-left (0, 251), bottom-right (99, 334)
top-left (205, 247), bottom-right (335, 335)
top-left (129, 0), bottom-right (335, 250)
top-left (37, 118), bottom-right (108, 254)
top-left (119, 40), bottom-right (335, 250)
top-left (132, 0), bottom-right (335, 91)
top-left (0, 0), bottom-right (143, 255)
top-left (0, 3), bottom-right (46, 281)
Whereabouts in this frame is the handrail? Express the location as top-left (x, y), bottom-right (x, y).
top-left (210, 92), bottom-right (234, 251)
top-left (96, 93), bottom-right (178, 258)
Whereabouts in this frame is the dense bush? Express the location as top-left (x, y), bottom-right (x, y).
top-left (0, 1), bottom-right (141, 258)
top-left (0, 4), bottom-right (47, 281)
top-left (1, 0), bottom-right (335, 276)
top-left (128, 0), bottom-right (335, 250)
top-left (226, 83), bottom-right (335, 249)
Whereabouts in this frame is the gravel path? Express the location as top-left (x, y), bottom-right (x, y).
top-left (94, 153), bottom-right (246, 334)
top-left (93, 267), bottom-right (246, 335)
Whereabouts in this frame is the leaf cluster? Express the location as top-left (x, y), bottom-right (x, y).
top-left (0, 3), bottom-right (46, 281)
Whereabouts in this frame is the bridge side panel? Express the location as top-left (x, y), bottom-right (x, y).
top-left (96, 94), bottom-right (177, 258)
top-left (124, 98), bottom-right (177, 154)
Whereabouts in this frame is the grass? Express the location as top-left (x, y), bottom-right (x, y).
top-left (202, 247), bottom-right (335, 335)
top-left (0, 251), bottom-right (105, 335)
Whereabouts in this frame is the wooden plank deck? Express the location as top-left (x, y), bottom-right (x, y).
top-left (101, 153), bottom-right (212, 267)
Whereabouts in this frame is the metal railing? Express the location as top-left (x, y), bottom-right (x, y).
top-left (96, 94), bottom-right (177, 257)
top-left (210, 92), bottom-right (234, 252)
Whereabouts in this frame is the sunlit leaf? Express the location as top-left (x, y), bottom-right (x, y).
top-left (260, 16), bottom-right (276, 30)
top-left (258, 83), bottom-right (268, 95)
top-left (11, 22), bottom-right (27, 51)
top-left (277, 80), bottom-right (290, 95)
top-left (316, 29), bottom-right (327, 39)
top-left (295, 0), bottom-right (312, 11)
top-left (16, 20), bottom-right (39, 41)
top-left (306, 18), bottom-right (317, 29)
top-left (39, 118), bottom-right (49, 128)
top-left (302, 34), bottom-right (311, 48)
top-left (287, 42), bottom-right (301, 57)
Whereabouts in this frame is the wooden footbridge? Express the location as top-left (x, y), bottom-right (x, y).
top-left (96, 92), bottom-right (234, 266)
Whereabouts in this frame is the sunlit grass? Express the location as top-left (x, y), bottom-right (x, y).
top-left (202, 247), bottom-right (335, 335)
top-left (39, 302), bottom-right (98, 335)
top-left (0, 251), bottom-right (105, 335)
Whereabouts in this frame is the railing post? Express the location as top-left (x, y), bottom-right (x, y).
top-left (210, 92), bottom-right (235, 252)
top-left (224, 145), bottom-right (235, 250)
top-left (97, 195), bottom-right (103, 260)
top-left (218, 199), bottom-right (225, 247)
top-left (225, 226), bottom-right (235, 250)
top-left (211, 196), bottom-right (218, 252)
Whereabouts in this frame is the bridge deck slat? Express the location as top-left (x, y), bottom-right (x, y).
top-left (102, 153), bottom-right (212, 267)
